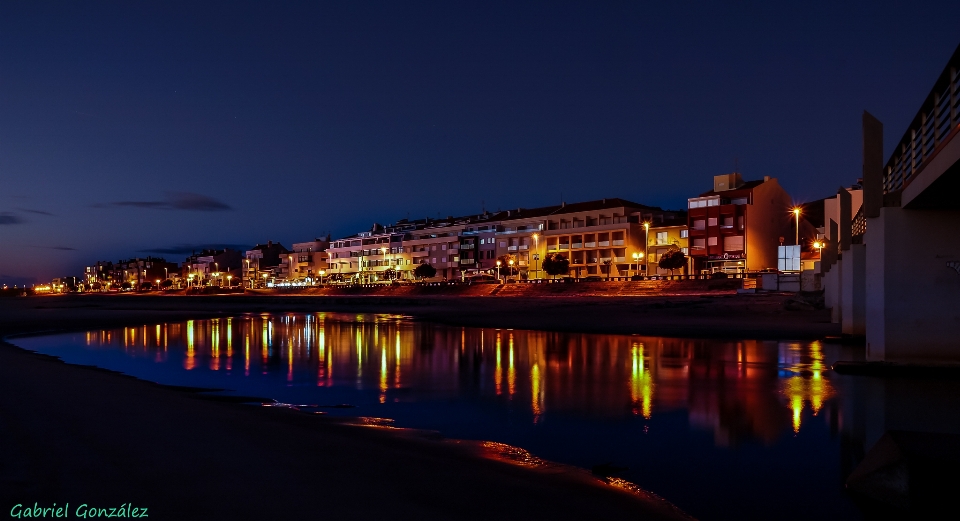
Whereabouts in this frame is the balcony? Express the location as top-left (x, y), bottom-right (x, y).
top-left (598, 241), bottom-right (610, 247)
top-left (507, 246), bottom-right (518, 251)
top-left (572, 242), bottom-right (582, 249)
top-left (519, 244), bottom-right (528, 250)
top-left (460, 259), bottom-right (475, 265)
top-left (559, 243), bottom-right (570, 250)
top-left (612, 240), bottom-right (624, 246)
top-left (614, 256), bottom-right (626, 262)
top-left (585, 242), bottom-right (596, 248)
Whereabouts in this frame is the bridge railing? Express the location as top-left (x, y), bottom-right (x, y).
top-left (883, 46), bottom-right (960, 194)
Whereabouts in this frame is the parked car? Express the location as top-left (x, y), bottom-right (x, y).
top-left (582, 275), bottom-right (603, 282)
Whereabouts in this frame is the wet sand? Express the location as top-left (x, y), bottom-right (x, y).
top-left (0, 294), bottom-right (835, 520)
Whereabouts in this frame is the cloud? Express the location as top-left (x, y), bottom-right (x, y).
top-left (27, 245), bottom-right (77, 251)
top-left (17, 208), bottom-right (54, 216)
top-left (138, 243), bottom-right (251, 255)
top-left (94, 192), bottom-right (232, 212)
top-left (0, 213), bottom-right (24, 225)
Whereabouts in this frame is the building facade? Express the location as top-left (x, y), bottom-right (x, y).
top-left (687, 174), bottom-right (795, 274)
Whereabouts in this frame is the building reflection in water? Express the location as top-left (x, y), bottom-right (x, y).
top-left (81, 313), bottom-right (850, 446)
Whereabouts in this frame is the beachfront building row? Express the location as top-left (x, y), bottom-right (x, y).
top-left (325, 198), bottom-right (692, 283)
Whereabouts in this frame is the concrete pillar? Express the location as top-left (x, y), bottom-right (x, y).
top-left (862, 112), bottom-right (884, 218)
top-left (866, 207), bottom-right (960, 362)
top-left (841, 243), bottom-right (866, 336)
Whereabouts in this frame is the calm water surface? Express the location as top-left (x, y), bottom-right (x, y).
top-left (17, 313), bottom-right (955, 520)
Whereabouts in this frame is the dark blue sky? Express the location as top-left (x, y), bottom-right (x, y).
top-left (2, 1), bottom-right (959, 283)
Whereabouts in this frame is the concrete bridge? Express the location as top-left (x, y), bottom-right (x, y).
top-left (826, 42), bottom-right (960, 364)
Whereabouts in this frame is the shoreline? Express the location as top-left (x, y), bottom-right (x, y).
top-left (13, 291), bottom-right (839, 340)
top-left (0, 293), bottom-right (835, 520)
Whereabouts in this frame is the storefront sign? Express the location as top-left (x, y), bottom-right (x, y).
top-left (707, 253), bottom-right (744, 260)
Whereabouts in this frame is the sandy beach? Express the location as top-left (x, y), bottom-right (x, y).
top-left (0, 293), bottom-right (836, 520)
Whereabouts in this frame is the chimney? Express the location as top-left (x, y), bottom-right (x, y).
top-left (763, 176), bottom-right (770, 182)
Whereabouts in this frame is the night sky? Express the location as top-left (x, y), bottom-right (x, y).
top-left (2, 1), bottom-right (959, 284)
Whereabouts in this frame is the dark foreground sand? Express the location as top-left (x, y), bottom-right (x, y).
top-left (0, 294), bottom-right (836, 520)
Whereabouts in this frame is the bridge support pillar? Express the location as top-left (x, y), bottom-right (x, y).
top-left (841, 244), bottom-right (867, 336)
top-left (866, 206), bottom-right (960, 362)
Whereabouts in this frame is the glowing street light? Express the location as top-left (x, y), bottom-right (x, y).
top-left (496, 260), bottom-right (502, 283)
top-left (792, 207), bottom-right (802, 245)
top-left (226, 275), bottom-right (232, 288)
top-left (632, 252), bottom-right (644, 277)
top-left (643, 222), bottom-right (650, 275)
top-left (532, 233), bottom-right (540, 280)
top-left (508, 258), bottom-right (515, 279)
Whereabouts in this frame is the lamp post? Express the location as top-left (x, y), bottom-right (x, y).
top-left (226, 275), bottom-right (232, 288)
top-left (245, 259), bottom-right (251, 288)
top-left (792, 207), bottom-right (801, 245)
top-left (643, 222), bottom-right (650, 275)
top-left (632, 252), bottom-right (644, 277)
top-left (319, 270), bottom-right (326, 285)
top-left (509, 258), bottom-right (515, 280)
top-left (496, 260), bottom-right (502, 283)
top-left (532, 233), bottom-right (540, 280)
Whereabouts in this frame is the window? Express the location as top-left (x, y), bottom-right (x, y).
top-left (681, 229), bottom-right (689, 238)
top-left (656, 231), bottom-right (668, 245)
top-left (708, 237), bottom-right (718, 246)
top-left (723, 235), bottom-right (744, 252)
top-left (708, 217), bottom-right (718, 227)
top-left (693, 239), bottom-right (705, 248)
top-left (693, 220), bottom-right (705, 230)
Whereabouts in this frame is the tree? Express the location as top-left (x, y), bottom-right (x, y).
top-left (160, 279), bottom-right (174, 289)
top-left (541, 253), bottom-right (569, 279)
top-left (413, 263), bottom-right (437, 280)
top-left (658, 248), bottom-right (687, 275)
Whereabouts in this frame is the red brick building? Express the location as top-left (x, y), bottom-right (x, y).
top-left (687, 174), bottom-right (795, 274)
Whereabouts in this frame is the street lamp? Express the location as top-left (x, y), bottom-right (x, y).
top-left (319, 270), bottom-right (326, 285)
top-left (813, 240), bottom-right (824, 259)
top-left (643, 222), bottom-right (650, 275)
top-left (532, 233), bottom-right (540, 280)
top-left (496, 260), bottom-right (502, 283)
top-left (792, 207), bottom-right (802, 245)
top-left (508, 258), bottom-right (515, 280)
top-left (226, 275), bottom-right (232, 288)
top-left (631, 252), bottom-right (644, 277)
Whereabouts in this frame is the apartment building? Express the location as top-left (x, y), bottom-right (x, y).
top-left (648, 214), bottom-right (691, 276)
top-left (687, 174), bottom-right (795, 274)
top-left (183, 249), bottom-right (243, 287)
top-left (244, 241), bottom-right (289, 287)
top-left (325, 198), bottom-right (682, 283)
top-left (531, 199), bottom-right (681, 278)
top-left (280, 237), bottom-right (330, 283)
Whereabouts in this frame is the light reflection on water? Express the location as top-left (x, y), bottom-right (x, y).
top-left (26, 313), bottom-right (900, 520)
